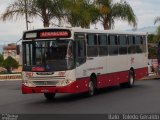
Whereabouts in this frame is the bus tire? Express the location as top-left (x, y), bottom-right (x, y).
top-left (87, 79), bottom-right (96, 97)
top-left (120, 71), bottom-right (134, 88)
top-left (44, 93), bottom-right (55, 100)
top-left (127, 71), bottom-right (135, 87)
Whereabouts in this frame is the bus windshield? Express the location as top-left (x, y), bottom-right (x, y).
top-left (23, 39), bottom-right (75, 71)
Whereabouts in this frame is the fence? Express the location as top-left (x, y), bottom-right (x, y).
top-left (0, 74), bottom-right (22, 80)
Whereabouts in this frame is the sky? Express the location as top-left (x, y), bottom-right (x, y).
top-left (0, 0), bottom-right (160, 44)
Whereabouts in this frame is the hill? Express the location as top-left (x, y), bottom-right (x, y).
top-left (128, 26), bottom-right (157, 34)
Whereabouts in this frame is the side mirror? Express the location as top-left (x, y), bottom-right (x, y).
top-left (16, 39), bottom-right (22, 55)
top-left (16, 45), bottom-right (20, 55)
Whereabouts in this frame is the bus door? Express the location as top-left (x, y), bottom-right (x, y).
top-left (75, 34), bottom-right (87, 91)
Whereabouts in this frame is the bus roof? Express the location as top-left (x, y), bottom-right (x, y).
top-left (71, 28), bottom-right (147, 36)
top-left (23, 27), bottom-right (147, 36)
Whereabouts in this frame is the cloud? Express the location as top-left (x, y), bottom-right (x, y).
top-left (0, 0), bottom-right (160, 42)
top-left (114, 0), bottom-right (160, 30)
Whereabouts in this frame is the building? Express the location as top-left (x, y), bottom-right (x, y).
top-left (3, 43), bottom-right (22, 65)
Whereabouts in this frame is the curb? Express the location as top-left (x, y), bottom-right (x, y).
top-left (141, 75), bottom-right (160, 80)
top-left (0, 74), bottom-right (22, 81)
top-left (0, 79), bottom-right (22, 82)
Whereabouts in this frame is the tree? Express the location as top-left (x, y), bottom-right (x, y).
top-left (96, 0), bottom-right (137, 30)
top-left (148, 46), bottom-right (157, 59)
top-left (148, 34), bottom-right (156, 43)
top-left (1, 0), bottom-right (137, 29)
top-left (154, 17), bottom-right (160, 25)
top-left (1, 0), bottom-right (64, 27)
top-left (0, 54), bottom-right (4, 67)
top-left (3, 56), bottom-right (19, 73)
top-left (154, 26), bottom-right (160, 43)
top-left (154, 17), bottom-right (160, 43)
top-left (63, 0), bottom-right (99, 28)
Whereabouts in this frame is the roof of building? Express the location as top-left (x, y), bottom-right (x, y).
top-left (3, 44), bottom-right (16, 50)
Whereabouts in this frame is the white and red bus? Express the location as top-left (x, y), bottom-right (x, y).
top-left (21, 28), bottom-right (148, 100)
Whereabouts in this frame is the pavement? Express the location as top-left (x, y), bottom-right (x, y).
top-left (0, 76), bottom-right (160, 120)
top-left (0, 80), bottom-right (160, 114)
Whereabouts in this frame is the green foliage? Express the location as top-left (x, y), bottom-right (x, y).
top-left (96, 0), bottom-right (137, 29)
top-left (1, 0), bottom-right (33, 21)
top-left (1, 0), bottom-right (64, 27)
top-left (1, 0), bottom-right (137, 29)
top-left (153, 16), bottom-right (160, 43)
top-left (154, 17), bottom-right (160, 25)
top-left (3, 56), bottom-right (19, 73)
top-left (0, 54), bottom-right (4, 67)
top-left (148, 34), bottom-right (155, 43)
top-left (64, 0), bottom-right (99, 28)
top-left (154, 26), bottom-right (160, 43)
top-left (148, 46), bottom-right (157, 59)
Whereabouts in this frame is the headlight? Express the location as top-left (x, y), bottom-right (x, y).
top-left (56, 79), bottom-right (74, 86)
top-left (23, 80), bottom-right (36, 87)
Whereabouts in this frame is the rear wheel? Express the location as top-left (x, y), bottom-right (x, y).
top-left (127, 72), bottom-right (135, 87)
top-left (120, 71), bottom-right (134, 88)
top-left (44, 93), bottom-right (55, 100)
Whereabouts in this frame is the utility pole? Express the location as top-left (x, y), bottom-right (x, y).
top-left (24, 0), bottom-right (28, 30)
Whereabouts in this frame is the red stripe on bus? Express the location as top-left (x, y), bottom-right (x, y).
top-left (22, 67), bottom-right (148, 94)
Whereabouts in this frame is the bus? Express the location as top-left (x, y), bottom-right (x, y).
top-left (21, 28), bottom-right (148, 100)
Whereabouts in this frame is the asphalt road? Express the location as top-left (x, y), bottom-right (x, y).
top-left (0, 79), bottom-right (160, 114)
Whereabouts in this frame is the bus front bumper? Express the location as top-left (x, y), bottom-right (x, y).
top-left (22, 79), bottom-right (89, 94)
top-left (22, 84), bottom-right (77, 94)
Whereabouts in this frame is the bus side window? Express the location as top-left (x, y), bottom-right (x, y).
top-left (128, 36), bottom-right (136, 54)
top-left (108, 35), bottom-right (118, 55)
top-left (143, 36), bottom-right (147, 53)
top-left (98, 35), bottom-right (108, 56)
top-left (119, 35), bottom-right (127, 55)
top-left (87, 34), bottom-right (98, 57)
top-left (135, 36), bottom-right (143, 53)
top-left (76, 40), bottom-right (86, 66)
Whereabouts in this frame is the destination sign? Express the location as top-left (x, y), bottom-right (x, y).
top-left (40, 31), bottom-right (69, 38)
top-left (23, 29), bottom-right (71, 40)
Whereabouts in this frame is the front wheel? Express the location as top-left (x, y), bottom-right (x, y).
top-left (44, 93), bottom-right (55, 100)
top-left (87, 80), bottom-right (95, 97)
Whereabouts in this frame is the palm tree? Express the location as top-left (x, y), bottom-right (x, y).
top-left (154, 17), bottom-right (160, 43)
top-left (1, 0), bottom-right (64, 27)
top-left (63, 0), bottom-right (99, 28)
top-left (96, 0), bottom-right (137, 30)
top-left (153, 23), bottom-right (160, 43)
top-left (154, 17), bottom-right (160, 25)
